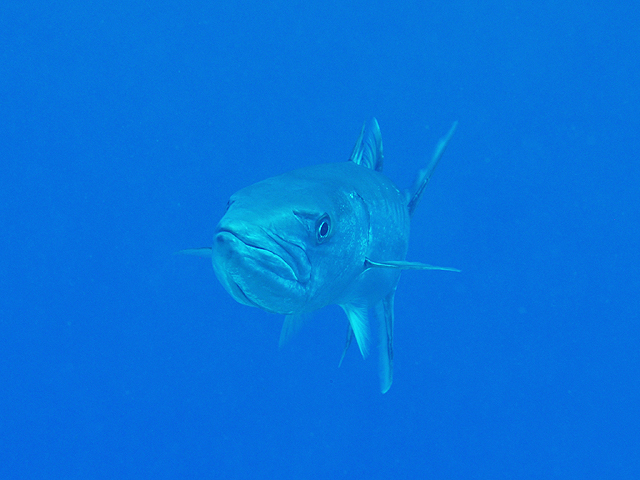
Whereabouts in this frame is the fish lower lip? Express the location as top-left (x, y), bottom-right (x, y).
top-left (233, 282), bottom-right (257, 307)
top-left (215, 229), bottom-right (299, 283)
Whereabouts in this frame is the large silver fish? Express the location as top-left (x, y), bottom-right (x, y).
top-left (183, 119), bottom-right (458, 393)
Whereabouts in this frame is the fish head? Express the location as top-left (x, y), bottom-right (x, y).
top-left (212, 166), bottom-right (370, 315)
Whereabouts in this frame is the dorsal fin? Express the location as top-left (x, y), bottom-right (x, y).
top-left (407, 122), bottom-right (457, 216)
top-left (348, 118), bottom-right (384, 172)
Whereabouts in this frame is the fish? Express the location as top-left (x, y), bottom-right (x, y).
top-left (182, 118), bottom-right (459, 393)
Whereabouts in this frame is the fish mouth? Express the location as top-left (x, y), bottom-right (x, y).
top-left (215, 228), bottom-right (310, 285)
top-left (227, 279), bottom-right (260, 309)
top-left (212, 225), bottom-right (311, 313)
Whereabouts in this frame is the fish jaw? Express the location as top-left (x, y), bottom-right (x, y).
top-left (212, 225), bottom-right (310, 315)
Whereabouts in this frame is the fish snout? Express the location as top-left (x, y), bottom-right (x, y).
top-left (214, 228), bottom-right (309, 284)
top-left (211, 224), bottom-right (310, 314)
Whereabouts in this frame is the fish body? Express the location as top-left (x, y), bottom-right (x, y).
top-left (215, 161), bottom-right (408, 316)
top-left (184, 119), bottom-right (458, 392)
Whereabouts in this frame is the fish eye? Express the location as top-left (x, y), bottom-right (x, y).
top-left (316, 214), bottom-right (331, 242)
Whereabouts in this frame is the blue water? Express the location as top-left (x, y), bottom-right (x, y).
top-left (1, 1), bottom-right (638, 478)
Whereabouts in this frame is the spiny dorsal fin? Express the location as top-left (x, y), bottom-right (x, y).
top-left (407, 121), bottom-right (458, 216)
top-left (348, 118), bottom-right (384, 172)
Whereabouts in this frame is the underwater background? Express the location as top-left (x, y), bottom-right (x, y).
top-left (1, 1), bottom-right (638, 478)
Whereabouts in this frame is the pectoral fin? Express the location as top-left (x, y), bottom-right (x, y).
top-left (339, 303), bottom-right (370, 358)
top-left (279, 314), bottom-right (306, 348)
top-left (365, 258), bottom-right (460, 272)
top-left (176, 247), bottom-right (213, 257)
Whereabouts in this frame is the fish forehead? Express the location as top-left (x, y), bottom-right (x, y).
top-left (224, 161), bottom-right (410, 261)
top-left (230, 162), bottom-right (400, 212)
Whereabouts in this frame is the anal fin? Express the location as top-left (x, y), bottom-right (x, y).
top-left (376, 291), bottom-right (396, 394)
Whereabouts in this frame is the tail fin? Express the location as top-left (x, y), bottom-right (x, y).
top-left (407, 122), bottom-right (458, 216)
